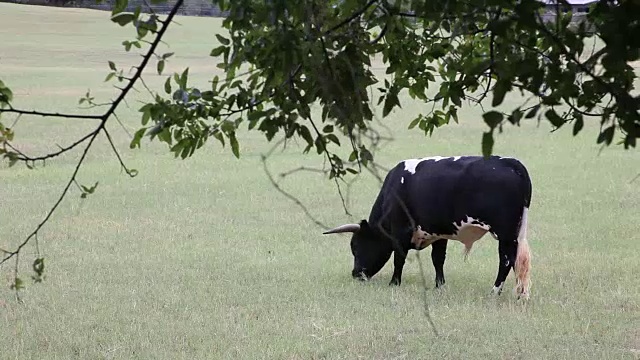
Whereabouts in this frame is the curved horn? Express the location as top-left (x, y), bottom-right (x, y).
top-left (323, 223), bottom-right (361, 235)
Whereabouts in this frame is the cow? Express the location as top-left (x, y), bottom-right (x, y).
top-left (323, 155), bottom-right (533, 299)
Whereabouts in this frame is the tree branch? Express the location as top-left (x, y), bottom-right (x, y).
top-left (103, 128), bottom-right (137, 177)
top-left (261, 139), bottom-right (332, 230)
top-left (0, 108), bottom-right (103, 120)
top-left (0, 0), bottom-right (185, 293)
top-left (11, 131), bottom-right (94, 163)
top-left (534, 12), bottom-right (637, 111)
top-left (323, 0), bottom-right (378, 36)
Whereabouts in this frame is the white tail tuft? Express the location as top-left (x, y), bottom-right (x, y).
top-left (514, 207), bottom-right (531, 299)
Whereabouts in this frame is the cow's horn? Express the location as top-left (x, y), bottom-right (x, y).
top-left (323, 223), bottom-right (361, 234)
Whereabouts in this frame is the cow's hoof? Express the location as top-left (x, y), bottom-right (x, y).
top-left (514, 282), bottom-right (530, 300)
top-left (515, 287), bottom-right (530, 300)
top-left (388, 278), bottom-right (401, 286)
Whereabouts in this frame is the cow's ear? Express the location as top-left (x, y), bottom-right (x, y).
top-left (359, 220), bottom-right (369, 229)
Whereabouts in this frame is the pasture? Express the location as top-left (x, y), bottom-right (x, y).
top-left (1, 3), bottom-right (639, 359)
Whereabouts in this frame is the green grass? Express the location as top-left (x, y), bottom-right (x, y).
top-left (1, 3), bottom-right (639, 359)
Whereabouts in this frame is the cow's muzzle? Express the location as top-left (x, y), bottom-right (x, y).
top-left (352, 269), bottom-right (368, 281)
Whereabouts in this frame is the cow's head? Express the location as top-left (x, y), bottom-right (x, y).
top-left (323, 220), bottom-right (393, 281)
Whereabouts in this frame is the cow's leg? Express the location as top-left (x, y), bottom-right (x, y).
top-left (378, 203), bottom-right (411, 286)
top-left (491, 236), bottom-right (517, 295)
top-left (431, 239), bottom-right (448, 287)
top-left (389, 248), bottom-right (407, 286)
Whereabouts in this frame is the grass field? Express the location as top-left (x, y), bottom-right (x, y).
top-left (1, 3), bottom-right (639, 359)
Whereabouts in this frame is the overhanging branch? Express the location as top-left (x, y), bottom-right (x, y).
top-left (0, 0), bottom-right (185, 291)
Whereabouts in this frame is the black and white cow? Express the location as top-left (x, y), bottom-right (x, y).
top-left (323, 155), bottom-right (532, 299)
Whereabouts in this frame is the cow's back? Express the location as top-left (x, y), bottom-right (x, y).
top-left (399, 156), bottom-right (527, 233)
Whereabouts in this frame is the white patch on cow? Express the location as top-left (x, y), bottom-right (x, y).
top-left (491, 282), bottom-right (504, 295)
top-left (411, 216), bottom-right (491, 255)
top-left (450, 216), bottom-right (490, 256)
top-left (403, 156), bottom-right (463, 174)
top-left (401, 176), bottom-right (404, 184)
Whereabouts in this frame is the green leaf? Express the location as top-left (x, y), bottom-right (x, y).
top-left (179, 68), bottom-right (189, 89)
top-left (325, 134), bottom-right (340, 146)
top-left (545, 109), bottom-right (565, 128)
top-left (597, 126), bottom-right (615, 145)
top-left (112, 0), bottom-right (128, 14)
top-left (140, 105), bottom-right (152, 125)
top-left (164, 77), bottom-right (172, 94)
top-left (408, 116), bottom-right (421, 129)
top-left (215, 34), bottom-right (230, 45)
top-left (482, 131), bottom-right (494, 159)
top-left (383, 93), bottom-right (400, 117)
top-left (108, 61), bottom-right (116, 71)
top-left (212, 130), bottom-right (225, 147)
top-left (572, 114), bottom-right (584, 136)
top-left (492, 80), bottom-right (509, 107)
top-left (525, 105), bottom-right (540, 119)
top-left (10, 277), bottom-right (24, 290)
top-left (0, 81), bottom-right (14, 107)
top-left (229, 131), bottom-right (240, 158)
top-left (162, 52), bottom-right (174, 60)
top-left (360, 147), bottom-right (373, 165)
top-left (348, 150), bottom-right (358, 162)
top-left (157, 60), bottom-right (165, 75)
top-left (507, 109), bottom-right (523, 125)
top-left (81, 181), bottom-right (99, 195)
top-left (130, 127), bottom-right (147, 149)
top-left (210, 46), bottom-right (225, 57)
top-left (482, 111), bottom-right (503, 129)
top-left (298, 125), bottom-right (314, 147)
top-left (111, 12), bottom-right (135, 26)
top-left (105, 72), bottom-right (115, 82)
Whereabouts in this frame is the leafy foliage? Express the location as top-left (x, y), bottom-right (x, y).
top-left (116, 0), bottom-right (640, 175)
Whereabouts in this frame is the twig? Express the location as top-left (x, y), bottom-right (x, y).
top-left (289, 85), bottom-right (351, 216)
top-left (261, 149), bottom-right (331, 230)
top-left (11, 132), bottom-right (94, 163)
top-left (103, 128), bottom-right (137, 177)
top-left (13, 253), bottom-right (21, 303)
top-left (138, 76), bottom-right (157, 100)
top-left (416, 251), bottom-right (440, 337)
top-left (1, 131), bottom-right (100, 268)
top-left (0, 0), bottom-right (185, 295)
top-left (279, 166), bottom-right (328, 178)
top-left (323, 0), bottom-right (378, 36)
top-left (112, 112), bottom-right (133, 139)
top-left (0, 108), bottom-right (103, 120)
top-left (478, 9), bottom-right (501, 103)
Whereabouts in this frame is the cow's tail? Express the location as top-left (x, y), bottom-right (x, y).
top-left (514, 206), bottom-right (531, 299)
top-left (500, 157), bottom-right (532, 299)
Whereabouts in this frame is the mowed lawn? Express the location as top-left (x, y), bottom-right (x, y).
top-left (1, 3), bottom-right (639, 359)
